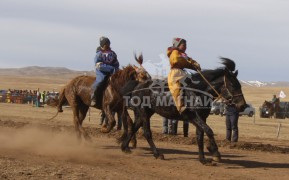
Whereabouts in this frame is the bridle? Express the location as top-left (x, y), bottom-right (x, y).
top-left (222, 75), bottom-right (244, 100)
top-left (196, 69), bottom-right (244, 101)
top-left (134, 66), bottom-right (151, 82)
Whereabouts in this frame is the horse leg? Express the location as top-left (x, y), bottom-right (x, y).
top-left (121, 105), bottom-right (143, 152)
top-left (71, 106), bottom-right (82, 141)
top-left (116, 111), bottom-right (122, 130)
top-left (192, 113), bottom-right (221, 163)
top-left (129, 116), bottom-right (137, 149)
top-left (118, 107), bottom-right (137, 148)
top-left (78, 105), bottom-right (91, 142)
top-left (195, 125), bottom-right (205, 162)
top-left (121, 111), bottom-right (142, 153)
top-left (126, 109), bottom-right (137, 148)
top-left (101, 105), bottom-right (116, 133)
top-left (118, 107), bottom-right (128, 144)
top-left (142, 113), bottom-right (164, 160)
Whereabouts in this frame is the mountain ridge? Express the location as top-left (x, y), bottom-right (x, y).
top-left (0, 66), bottom-right (94, 76)
top-left (1, 66), bottom-right (288, 87)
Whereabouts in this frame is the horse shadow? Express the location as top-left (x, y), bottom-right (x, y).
top-left (221, 158), bottom-right (289, 169)
top-left (103, 145), bottom-right (289, 168)
top-left (155, 147), bottom-right (289, 168)
top-left (138, 147), bottom-right (244, 160)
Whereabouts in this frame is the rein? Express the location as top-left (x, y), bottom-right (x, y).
top-left (196, 69), bottom-right (243, 101)
top-left (223, 75), bottom-right (244, 98)
top-left (196, 69), bottom-right (223, 100)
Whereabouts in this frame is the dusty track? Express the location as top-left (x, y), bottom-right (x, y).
top-left (1, 103), bottom-right (289, 179)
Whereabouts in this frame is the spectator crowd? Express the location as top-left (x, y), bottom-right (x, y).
top-left (0, 88), bottom-right (59, 107)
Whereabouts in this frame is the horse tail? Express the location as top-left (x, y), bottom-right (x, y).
top-left (47, 111), bottom-right (59, 121)
top-left (57, 87), bottom-right (67, 113)
top-left (46, 88), bottom-right (67, 121)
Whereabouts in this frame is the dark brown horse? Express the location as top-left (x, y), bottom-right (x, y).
top-left (120, 58), bottom-right (247, 164)
top-left (56, 55), bottom-right (151, 140)
top-left (262, 99), bottom-right (280, 118)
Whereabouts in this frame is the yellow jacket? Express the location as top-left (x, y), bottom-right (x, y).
top-left (167, 48), bottom-right (198, 70)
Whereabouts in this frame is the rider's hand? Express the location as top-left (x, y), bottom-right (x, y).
top-left (194, 62), bottom-right (201, 70)
top-left (95, 62), bottom-right (103, 69)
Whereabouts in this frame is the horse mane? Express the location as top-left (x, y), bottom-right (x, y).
top-left (109, 64), bottom-right (136, 90)
top-left (220, 57), bottom-right (235, 71)
top-left (191, 57), bottom-right (236, 82)
top-left (113, 64), bottom-right (135, 81)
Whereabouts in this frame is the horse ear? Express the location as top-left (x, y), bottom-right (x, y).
top-left (234, 70), bottom-right (238, 77)
top-left (134, 52), bottom-right (143, 65)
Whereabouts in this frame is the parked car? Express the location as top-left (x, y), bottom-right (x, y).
top-left (217, 102), bottom-right (255, 117)
top-left (239, 103), bottom-right (255, 117)
top-left (210, 101), bottom-right (225, 115)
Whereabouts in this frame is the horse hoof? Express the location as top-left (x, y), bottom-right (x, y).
top-left (100, 128), bottom-right (109, 133)
top-left (122, 148), bottom-right (131, 154)
top-left (159, 154), bottom-right (165, 160)
top-left (213, 152), bottom-right (221, 162)
top-left (213, 156), bottom-right (221, 162)
top-left (204, 161), bottom-right (217, 166)
top-left (130, 142), bottom-right (137, 149)
top-left (199, 158), bottom-right (217, 166)
top-left (200, 158), bottom-right (210, 164)
top-left (155, 154), bottom-right (165, 160)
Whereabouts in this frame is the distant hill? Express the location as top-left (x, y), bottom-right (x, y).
top-left (1, 66), bottom-right (289, 87)
top-left (0, 66), bottom-right (94, 77)
top-left (240, 80), bottom-right (289, 87)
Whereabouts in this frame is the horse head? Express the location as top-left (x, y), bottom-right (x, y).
top-left (264, 100), bottom-right (276, 111)
top-left (111, 53), bottom-right (151, 92)
top-left (263, 100), bottom-right (271, 107)
top-left (207, 57), bottom-right (247, 112)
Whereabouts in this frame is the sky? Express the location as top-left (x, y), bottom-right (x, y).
top-left (0, 0), bottom-right (288, 81)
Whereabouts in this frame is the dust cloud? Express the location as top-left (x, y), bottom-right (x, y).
top-left (0, 126), bottom-right (120, 164)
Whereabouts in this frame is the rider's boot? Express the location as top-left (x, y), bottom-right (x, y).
top-left (90, 86), bottom-right (98, 107)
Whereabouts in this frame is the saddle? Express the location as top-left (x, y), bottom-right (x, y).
top-left (151, 79), bottom-right (199, 110)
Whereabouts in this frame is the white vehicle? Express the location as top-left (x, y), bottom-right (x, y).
top-left (211, 102), bottom-right (255, 117)
top-left (239, 103), bottom-right (255, 117)
top-left (210, 101), bottom-right (225, 115)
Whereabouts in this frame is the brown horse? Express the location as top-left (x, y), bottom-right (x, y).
top-left (262, 99), bottom-right (280, 118)
top-left (56, 55), bottom-right (151, 140)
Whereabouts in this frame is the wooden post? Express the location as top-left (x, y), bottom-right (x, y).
top-left (276, 123), bottom-right (282, 138)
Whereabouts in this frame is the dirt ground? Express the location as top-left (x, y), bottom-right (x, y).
top-left (1, 74), bottom-right (289, 179)
top-left (1, 102), bottom-right (289, 180)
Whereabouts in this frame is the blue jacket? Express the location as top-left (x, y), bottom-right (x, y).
top-left (94, 48), bottom-right (119, 74)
